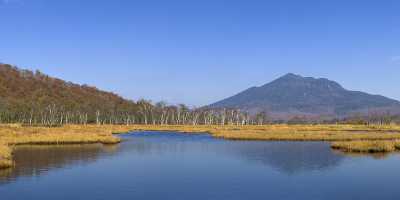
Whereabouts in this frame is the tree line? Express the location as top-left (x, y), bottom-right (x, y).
top-left (0, 64), bottom-right (270, 126)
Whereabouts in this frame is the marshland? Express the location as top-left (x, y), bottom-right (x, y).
top-left (2, 124), bottom-right (400, 169)
top-left (0, 124), bottom-right (123, 168)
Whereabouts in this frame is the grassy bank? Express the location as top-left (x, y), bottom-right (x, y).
top-left (124, 124), bottom-right (400, 141)
top-left (0, 124), bottom-right (124, 168)
top-left (125, 124), bottom-right (400, 154)
top-left (331, 140), bottom-right (400, 153)
top-left (0, 143), bottom-right (12, 169)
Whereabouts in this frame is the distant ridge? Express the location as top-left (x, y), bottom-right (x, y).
top-left (209, 73), bottom-right (400, 119)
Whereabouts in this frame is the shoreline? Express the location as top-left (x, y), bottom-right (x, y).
top-left (116, 125), bottom-right (400, 153)
top-left (2, 124), bottom-right (400, 168)
top-left (0, 144), bottom-right (12, 169)
top-left (0, 124), bottom-right (124, 169)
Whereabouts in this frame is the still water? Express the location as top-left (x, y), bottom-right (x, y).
top-left (1, 132), bottom-right (400, 200)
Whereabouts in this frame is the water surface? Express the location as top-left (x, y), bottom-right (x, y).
top-left (1, 131), bottom-right (400, 200)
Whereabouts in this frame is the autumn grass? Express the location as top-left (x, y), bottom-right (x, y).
top-left (125, 124), bottom-right (400, 154)
top-left (331, 140), bottom-right (400, 153)
top-left (123, 124), bottom-right (400, 141)
top-left (0, 124), bottom-right (125, 169)
top-left (0, 124), bottom-right (122, 145)
top-left (0, 143), bottom-right (12, 169)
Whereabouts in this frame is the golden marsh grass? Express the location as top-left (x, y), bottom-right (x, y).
top-left (124, 124), bottom-right (400, 141)
top-left (0, 143), bottom-right (12, 169)
top-left (331, 140), bottom-right (400, 153)
top-left (0, 124), bottom-right (124, 168)
top-left (126, 124), bottom-right (400, 154)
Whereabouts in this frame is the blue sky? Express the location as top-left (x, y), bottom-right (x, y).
top-left (0, 0), bottom-right (399, 106)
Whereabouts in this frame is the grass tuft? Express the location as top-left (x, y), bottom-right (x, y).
top-left (331, 140), bottom-right (400, 153)
top-left (0, 143), bottom-right (13, 169)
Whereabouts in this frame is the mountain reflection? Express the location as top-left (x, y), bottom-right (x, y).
top-left (0, 144), bottom-right (119, 184)
top-left (223, 141), bottom-right (344, 175)
top-left (123, 133), bottom-right (345, 175)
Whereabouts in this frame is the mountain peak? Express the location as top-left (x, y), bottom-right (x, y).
top-left (268, 73), bottom-right (344, 90)
top-left (261, 73), bottom-right (305, 87)
top-left (280, 73), bottom-right (303, 79)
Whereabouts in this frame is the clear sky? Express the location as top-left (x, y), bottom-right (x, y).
top-left (1, 0), bottom-right (399, 106)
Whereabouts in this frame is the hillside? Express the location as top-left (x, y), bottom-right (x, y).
top-left (0, 64), bottom-right (138, 124)
top-left (209, 73), bottom-right (400, 119)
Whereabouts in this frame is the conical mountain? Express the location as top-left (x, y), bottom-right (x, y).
top-left (209, 73), bottom-right (400, 118)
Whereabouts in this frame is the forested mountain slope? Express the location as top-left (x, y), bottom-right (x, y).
top-left (0, 64), bottom-right (138, 124)
top-left (0, 63), bottom-right (247, 126)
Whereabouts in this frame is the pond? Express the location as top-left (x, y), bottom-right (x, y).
top-left (1, 131), bottom-right (400, 200)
